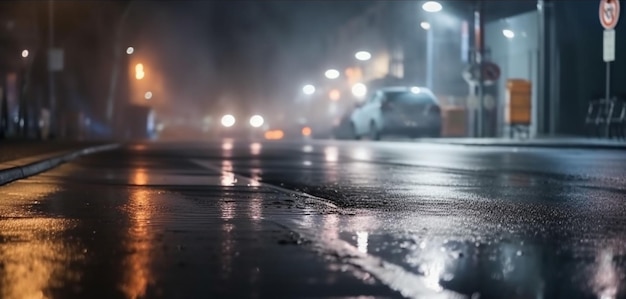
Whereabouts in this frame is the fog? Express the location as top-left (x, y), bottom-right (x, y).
top-left (0, 1), bottom-right (612, 140)
top-left (123, 1), bottom-right (369, 138)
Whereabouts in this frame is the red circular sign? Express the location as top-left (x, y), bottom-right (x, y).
top-left (600, 0), bottom-right (620, 29)
top-left (482, 62), bottom-right (501, 82)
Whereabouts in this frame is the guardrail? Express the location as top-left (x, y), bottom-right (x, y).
top-left (585, 97), bottom-right (626, 139)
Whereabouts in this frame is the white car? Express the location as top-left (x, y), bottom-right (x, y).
top-left (349, 86), bottom-right (442, 140)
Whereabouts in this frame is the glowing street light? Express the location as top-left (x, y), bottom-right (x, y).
top-left (351, 83), bottom-right (367, 98)
top-left (355, 51), bottom-right (371, 61)
top-left (249, 115), bottom-right (264, 128)
top-left (422, 1), bottom-right (442, 13)
top-left (135, 63), bottom-right (145, 80)
top-left (144, 91), bottom-right (153, 100)
top-left (325, 69), bottom-right (340, 79)
top-left (302, 84), bottom-right (316, 95)
top-left (126, 46), bottom-right (134, 55)
top-left (502, 29), bottom-right (515, 39)
top-left (221, 114), bottom-right (236, 127)
top-left (21, 49), bottom-right (29, 58)
top-left (420, 21), bottom-right (431, 30)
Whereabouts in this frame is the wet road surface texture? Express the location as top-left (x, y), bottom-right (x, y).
top-left (1, 139), bottom-right (625, 299)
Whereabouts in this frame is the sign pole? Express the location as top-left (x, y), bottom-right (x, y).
top-left (605, 58), bottom-right (611, 137)
top-left (599, 0), bottom-right (620, 138)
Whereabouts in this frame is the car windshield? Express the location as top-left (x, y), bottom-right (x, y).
top-left (385, 91), bottom-right (436, 105)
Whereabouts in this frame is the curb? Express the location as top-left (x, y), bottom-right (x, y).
top-left (435, 141), bottom-right (626, 151)
top-left (412, 139), bottom-right (626, 151)
top-left (0, 143), bottom-right (120, 186)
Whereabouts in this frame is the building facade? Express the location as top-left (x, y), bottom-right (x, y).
top-left (324, 0), bottom-right (625, 138)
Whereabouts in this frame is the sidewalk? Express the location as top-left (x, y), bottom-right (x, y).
top-left (418, 137), bottom-right (626, 150)
top-left (0, 140), bottom-right (111, 163)
top-left (0, 141), bottom-right (118, 185)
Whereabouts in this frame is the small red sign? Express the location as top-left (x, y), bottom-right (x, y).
top-left (482, 62), bottom-right (501, 82)
top-left (600, 0), bottom-right (621, 29)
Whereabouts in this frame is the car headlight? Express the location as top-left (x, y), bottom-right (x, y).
top-left (249, 115), bottom-right (264, 128)
top-left (221, 114), bottom-right (236, 127)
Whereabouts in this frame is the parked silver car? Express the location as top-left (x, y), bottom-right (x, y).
top-left (349, 86), bottom-right (442, 140)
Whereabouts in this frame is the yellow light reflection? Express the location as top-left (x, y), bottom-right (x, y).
top-left (0, 218), bottom-right (81, 299)
top-left (119, 188), bottom-right (153, 299)
top-left (324, 146), bottom-right (339, 163)
top-left (0, 184), bottom-right (82, 299)
top-left (356, 231), bottom-right (369, 254)
top-left (250, 142), bottom-right (262, 156)
top-left (132, 168), bottom-right (148, 185)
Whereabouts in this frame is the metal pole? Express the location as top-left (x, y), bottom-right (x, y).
top-left (106, 2), bottom-right (135, 133)
top-left (537, 0), bottom-right (546, 137)
top-left (475, 2), bottom-right (485, 138)
top-left (48, 0), bottom-right (56, 137)
top-left (426, 25), bottom-right (434, 90)
top-left (605, 61), bottom-right (611, 138)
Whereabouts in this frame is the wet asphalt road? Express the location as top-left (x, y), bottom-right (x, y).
top-left (1, 139), bottom-right (626, 299)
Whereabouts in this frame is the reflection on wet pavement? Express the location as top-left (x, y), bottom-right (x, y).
top-left (0, 183), bottom-right (83, 299)
top-left (2, 139), bottom-right (626, 298)
top-left (119, 179), bottom-right (154, 299)
top-left (216, 140), bottom-right (626, 298)
top-left (0, 141), bottom-right (401, 298)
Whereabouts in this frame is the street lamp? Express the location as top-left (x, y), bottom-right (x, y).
top-left (325, 69), bottom-right (340, 79)
top-left (126, 46), bottom-right (134, 55)
top-left (502, 29), bottom-right (515, 39)
top-left (355, 51), bottom-right (371, 61)
top-left (421, 2), bottom-right (442, 91)
top-left (21, 49), bottom-right (29, 58)
top-left (422, 1), bottom-right (442, 13)
top-left (302, 84), bottom-right (316, 95)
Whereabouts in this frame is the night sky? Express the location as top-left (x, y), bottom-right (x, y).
top-left (130, 1), bottom-right (370, 119)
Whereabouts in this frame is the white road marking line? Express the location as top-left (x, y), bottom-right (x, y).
top-left (190, 158), bottom-right (467, 299)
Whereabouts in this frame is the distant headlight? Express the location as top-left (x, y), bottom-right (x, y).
top-left (249, 115), bottom-right (264, 128)
top-left (351, 83), bottom-right (367, 98)
top-left (221, 114), bottom-right (236, 127)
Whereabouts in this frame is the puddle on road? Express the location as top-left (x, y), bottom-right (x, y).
top-left (287, 210), bottom-right (626, 299)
